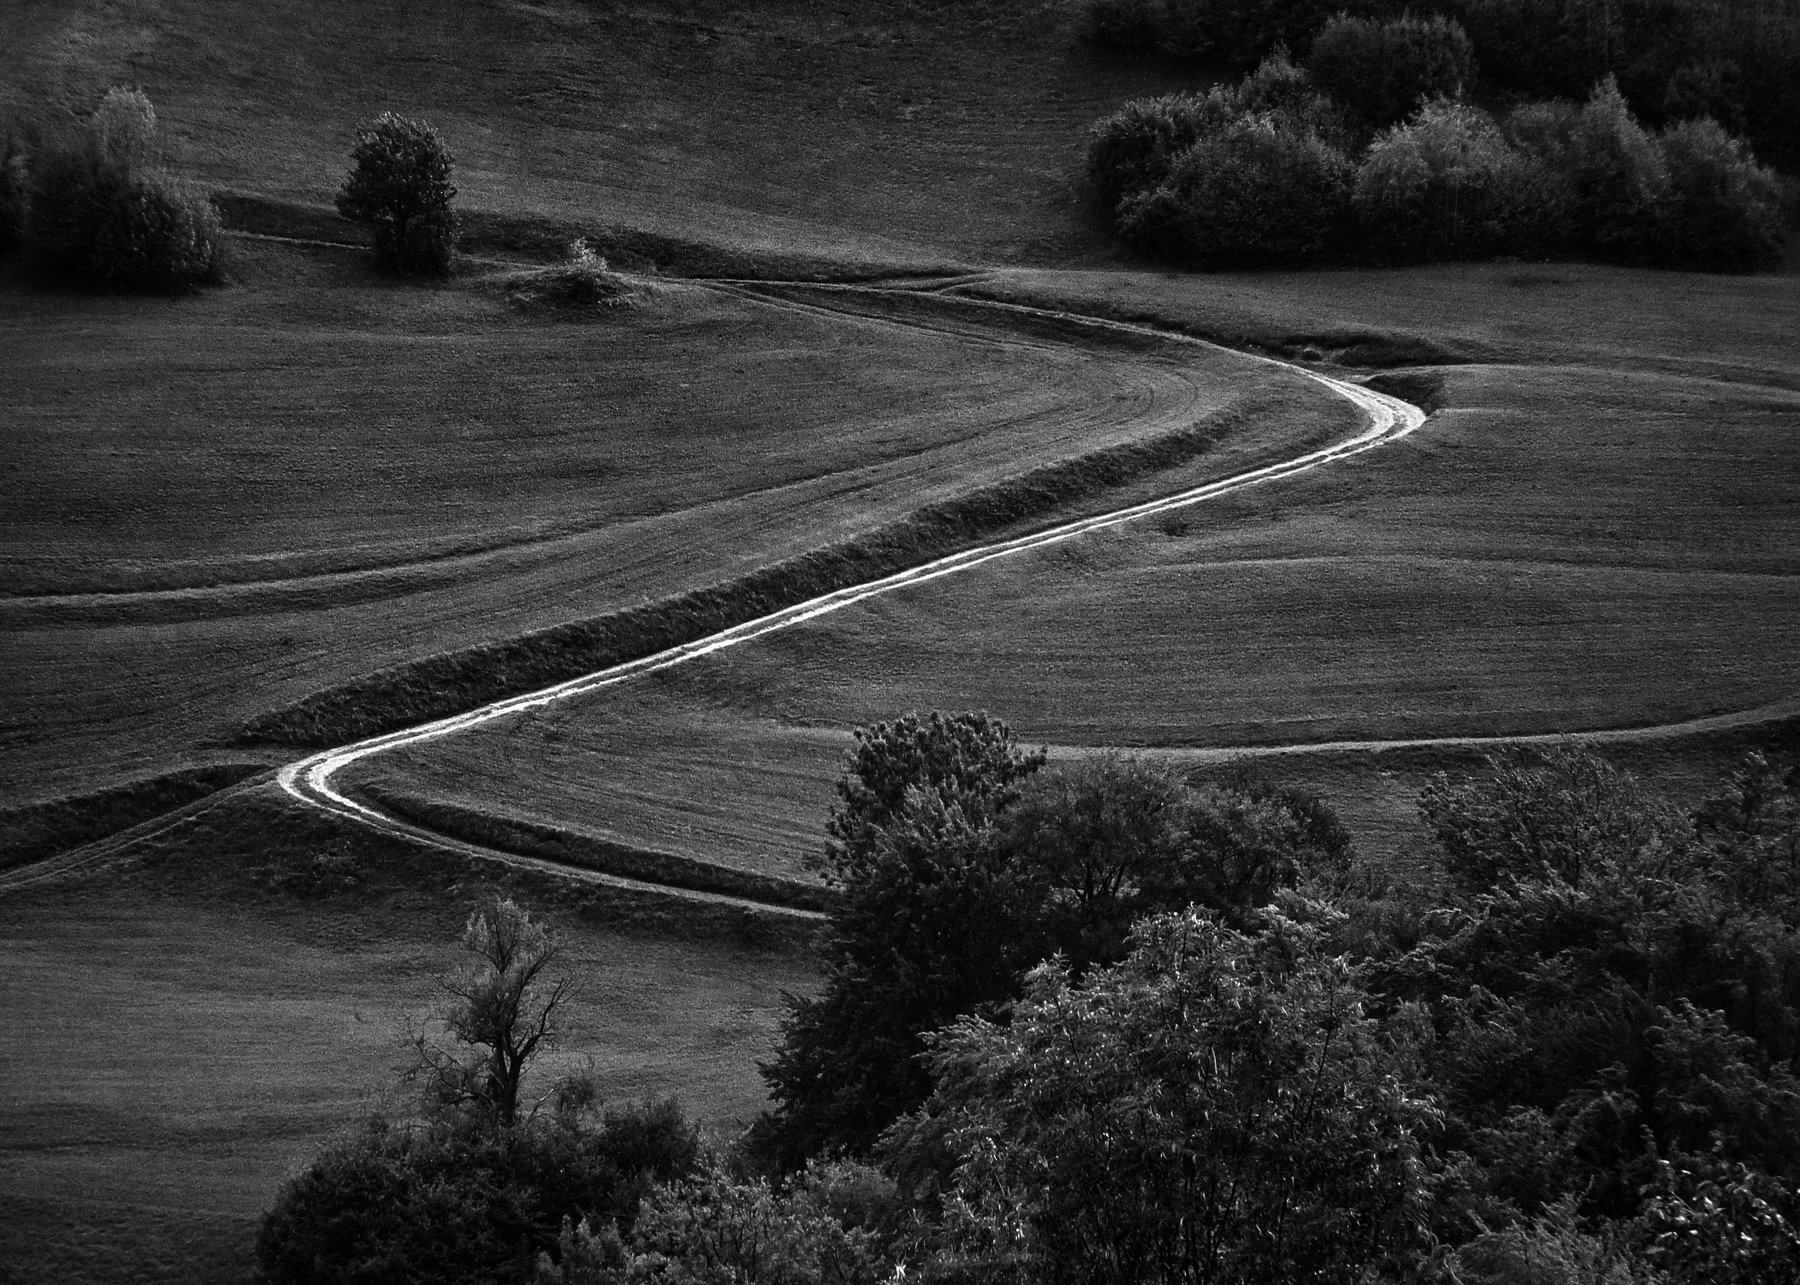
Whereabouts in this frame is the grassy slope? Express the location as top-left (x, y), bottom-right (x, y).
top-left (0, 0), bottom-right (1192, 266)
top-left (2, 242), bottom-right (1275, 802)
top-left (0, 797), bottom-right (816, 1285)
top-left (362, 279), bottom-right (1800, 876)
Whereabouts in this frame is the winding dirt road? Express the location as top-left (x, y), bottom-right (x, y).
top-left (26, 288), bottom-right (1788, 906)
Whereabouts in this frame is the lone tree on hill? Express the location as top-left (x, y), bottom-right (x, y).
top-left (408, 897), bottom-right (577, 1128)
top-left (335, 111), bottom-right (457, 276)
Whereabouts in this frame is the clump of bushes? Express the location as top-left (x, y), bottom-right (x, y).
top-left (335, 111), bottom-right (458, 276)
top-left (1304, 12), bottom-right (1477, 128)
top-left (1119, 115), bottom-right (1354, 265)
top-left (504, 239), bottom-right (647, 313)
top-left (1091, 52), bottom-right (1357, 266)
top-left (1352, 98), bottom-right (1543, 259)
top-left (8, 87), bottom-right (222, 291)
top-left (1090, 57), bottom-right (1787, 270)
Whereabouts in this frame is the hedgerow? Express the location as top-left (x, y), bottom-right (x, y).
top-left (1090, 57), bottom-right (1788, 270)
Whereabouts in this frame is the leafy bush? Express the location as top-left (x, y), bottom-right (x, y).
top-left (1085, 92), bottom-right (1236, 214)
top-left (506, 239), bottom-right (645, 313)
top-left (1305, 12), bottom-right (1477, 128)
top-left (335, 111), bottom-right (458, 276)
top-left (20, 87), bottom-right (221, 291)
top-left (1655, 116), bottom-right (1786, 270)
top-left (1118, 114), bottom-right (1354, 265)
top-left (258, 1107), bottom-right (702, 1285)
top-left (618, 1164), bottom-right (893, 1285)
top-left (891, 908), bottom-right (1436, 1285)
top-left (90, 170), bottom-right (223, 290)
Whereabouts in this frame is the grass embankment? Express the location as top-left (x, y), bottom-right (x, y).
top-left (0, 788), bottom-right (815, 1285)
top-left (0, 763), bottom-right (267, 872)
top-left (242, 374), bottom-right (1326, 747)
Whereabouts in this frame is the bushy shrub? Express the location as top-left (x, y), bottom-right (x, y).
top-left (1354, 100), bottom-right (1541, 260)
top-left (20, 88), bottom-right (221, 291)
top-left (506, 239), bottom-right (644, 312)
top-left (1655, 116), bottom-right (1786, 271)
top-left (1305, 12), bottom-right (1477, 128)
top-left (618, 1164), bottom-right (893, 1285)
top-left (1118, 114), bottom-right (1354, 265)
top-left (258, 1105), bottom-right (702, 1285)
top-left (335, 111), bottom-right (458, 276)
top-left (1086, 51), bottom-right (1348, 218)
top-left (1085, 92), bottom-right (1236, 214)
top-left (91, 170), bottom-right (223, 289)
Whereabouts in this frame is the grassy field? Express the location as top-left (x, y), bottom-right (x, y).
top-left (353, 280), bottom-right (1800, 877)
top-left (2, 239), bottom-right (1295, 809)
top-left (5, 0), bottom-right (1799, 1281)
top-left (0, 794), bottom-right (817, 1285)
top-left (0, 0), bottom-right (1201, 267)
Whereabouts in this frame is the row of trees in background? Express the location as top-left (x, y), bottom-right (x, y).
top-left (1082, 0), bottom-right (1800, 173)
top-left (258, 713), bottom-right (1800, 1282)
top-left (1084, 11), bottom-right (1790, 270)
top-left (0, 90), bottom-right (457, 290)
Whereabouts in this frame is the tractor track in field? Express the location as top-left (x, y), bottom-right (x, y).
top-left (6, 284), bottom-right (1782, 909)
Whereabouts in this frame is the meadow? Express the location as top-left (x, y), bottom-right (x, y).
top-left (2, 0), bottom-right (1797, 1280)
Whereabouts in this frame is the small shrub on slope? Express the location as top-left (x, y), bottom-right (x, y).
top-left (506, 239), bottom-right (645, 313)
top-left (1305, 12), bottom-right (1478, 129)
top-left (335, 111), bottom-right (458, 276)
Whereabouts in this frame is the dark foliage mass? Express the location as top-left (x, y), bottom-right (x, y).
top-left (1305, 12), bottom-right (1476, 129)
top-left (256, 1105), bottom-right (700, 1285)
top-left (748, 714), bottom-right (1352, 1171)
top-left (9, 87), bottom-right (222, 290)
top-left (335, 112), bottom-right (458, 276)
top-left (1081, 0), bottom-right (1800, 172)
top-left (266, 732), bottom-right (1800, 1283)
top-left (1089, 52), bottom-right (1787, 270)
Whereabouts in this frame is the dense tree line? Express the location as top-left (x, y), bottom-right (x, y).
top-left (1081, 0), bottom-right (1800, 174)
top-left (1083, 12), bottom-right (1789, 271)
top-left (259, 719), bottom-right (1800, 1283)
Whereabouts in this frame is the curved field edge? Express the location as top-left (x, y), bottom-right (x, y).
top-left (238, 308), bottom-right (1337, 747)
top-left (0, 763), bottom-right (270, 872)
top-left (358, 784), bottom-right (835, 913)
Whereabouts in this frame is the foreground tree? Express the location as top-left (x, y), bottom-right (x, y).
top-left (410, 897), bottom-right (576, 1129)
top-left (335, 111), bottom-right (457, 275)
top-left (753, 715), bottom-right (1356, 1172)
top-left (889, 906), bottom-right (1437, 1285)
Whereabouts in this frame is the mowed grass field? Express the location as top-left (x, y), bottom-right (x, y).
top-left (354, 271), bottom-right (1800, 876)
top-left (2, 240), bottom-right (1294, 807)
